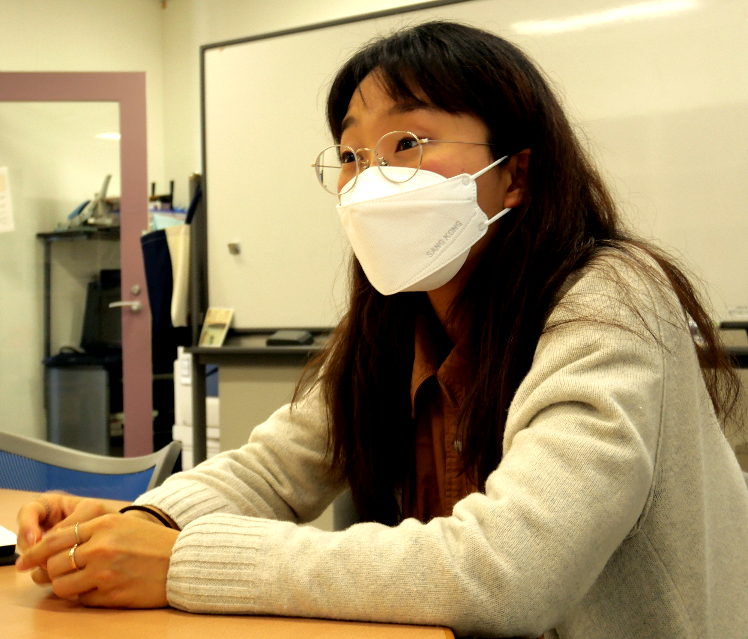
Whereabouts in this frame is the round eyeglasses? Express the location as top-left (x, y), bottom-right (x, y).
top-left (312, 130), bottom-right (497, 195)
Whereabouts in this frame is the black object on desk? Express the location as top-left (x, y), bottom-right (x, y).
top-left (0, 553), bottom-right (18, 566)
top-left (720, 321), bottom-right (748, 335)
top-left (266, 329), bottom-right (314, 346)
top-left (0, 533), bottom-right (17, 566)
top-left (720, 321), bottom-right (748, 368)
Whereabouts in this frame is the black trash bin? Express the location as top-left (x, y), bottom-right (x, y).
top-left (44, 350), bottom-right (122, 455)
top-left (44, 269), bottom-right (124, 455)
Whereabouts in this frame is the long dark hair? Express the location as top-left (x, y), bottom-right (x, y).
top-left (296, 21), bottom-right (740, 525)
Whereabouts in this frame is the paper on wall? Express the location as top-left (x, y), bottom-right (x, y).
top-left (0, 167), bottom-right (15, 234)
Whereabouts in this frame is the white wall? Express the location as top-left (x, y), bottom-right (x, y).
top-left (0, 0), bottom-right (165, 438)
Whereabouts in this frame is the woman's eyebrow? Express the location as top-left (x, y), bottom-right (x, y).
top-left (388, 99), bottom-right (437, 115)
top-left (340, 115), bottom-right (356, 135)
top-left (339, 100), bottom-right (436, 136)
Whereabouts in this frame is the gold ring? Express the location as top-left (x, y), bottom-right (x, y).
top-left (74, 522), bottom-right (81, 545)
top-left (69, 544), bottom-right (80, 571)
top-left (33, 494), bottom-right (51, 522)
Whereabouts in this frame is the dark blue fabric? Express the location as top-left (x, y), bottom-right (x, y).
top-left (140, 228), bottom-right (172, 346)
top-left (0, 451), bottom-right (153, 501)
top-left (141, 184), bottom-right (202, 345)
top-left (140, 229), bottom-right (191, 373)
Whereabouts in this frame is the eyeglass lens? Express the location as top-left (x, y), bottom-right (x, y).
top-left (314, 131), bottom-right (424, 195)
top-left (315, 144), bottom-right (357, 195)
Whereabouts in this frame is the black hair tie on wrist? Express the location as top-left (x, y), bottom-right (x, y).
top-left (120, 505), bottom-right (173, 528)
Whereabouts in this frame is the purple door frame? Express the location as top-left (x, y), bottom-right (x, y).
top-left (0, 72), bottom-right (153, 456)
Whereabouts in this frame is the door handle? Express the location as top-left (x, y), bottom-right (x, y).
top-left (109, 300), bottom-right (142, 313)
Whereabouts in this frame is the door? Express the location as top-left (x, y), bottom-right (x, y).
top-left (0, 72), bottom-right (153, 456)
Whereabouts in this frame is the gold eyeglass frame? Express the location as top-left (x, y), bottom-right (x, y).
top-left (312, 130), bottom-right (497, 196)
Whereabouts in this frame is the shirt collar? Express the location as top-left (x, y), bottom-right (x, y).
top-left (410, 307), bottom-right (475, 417)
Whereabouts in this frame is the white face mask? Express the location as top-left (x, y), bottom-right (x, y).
top-left (336, 156), bottom-right (512, 295)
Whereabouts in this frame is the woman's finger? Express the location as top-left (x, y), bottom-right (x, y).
top-left (45, 540), bottom-right (86, 580)
top-left (16, 493), bottom-right (83, 552)
top-left (16, 520), bottom-right (89, 572)
top-left (52, 499), bottom-right (121, 532)
top-left (15, 501), bottom-right (48, 551)
top-left (30, 567), bottom-right (52, 585)
top-left (48, 564), bottom-right (98, 601)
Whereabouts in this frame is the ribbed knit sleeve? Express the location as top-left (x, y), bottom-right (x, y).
top-left (134, 388), bottom-right (345, 528)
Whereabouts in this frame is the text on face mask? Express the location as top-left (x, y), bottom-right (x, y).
top-left (426, 220), bottom-right (463, 258)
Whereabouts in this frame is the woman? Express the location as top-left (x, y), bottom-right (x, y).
top-left (16, 21), bottom-right (748, 638)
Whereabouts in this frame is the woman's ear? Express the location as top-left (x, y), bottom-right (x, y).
top-left (503, 148), bottom-right (531, 208)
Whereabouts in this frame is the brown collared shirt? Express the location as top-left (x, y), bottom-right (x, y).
top-left (403, 311), bottom-right (479, 522)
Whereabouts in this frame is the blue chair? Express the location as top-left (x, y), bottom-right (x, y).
top-left (0, 431), bottom-right (181, 501)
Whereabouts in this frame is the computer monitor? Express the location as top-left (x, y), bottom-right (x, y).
top-left (80, 269), bottom-right (122, 355)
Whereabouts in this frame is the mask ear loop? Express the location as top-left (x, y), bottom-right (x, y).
top-left (468, 155), bottom-right (514, 227)
top-left (471, 155), bottom-right (508, 180)
top-left (484, 206), bottom-right (513, 227)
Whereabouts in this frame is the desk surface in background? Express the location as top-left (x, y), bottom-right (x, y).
top-left (0, 489), bottom-right (453, 639)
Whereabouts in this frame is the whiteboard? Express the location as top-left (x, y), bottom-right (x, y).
top-left (202, 0), bottom-right (748, 328)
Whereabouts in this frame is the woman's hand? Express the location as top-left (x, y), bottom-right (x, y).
top-left (16, 493), bottom-right (121, 552)
top-left (16, 513), bottom-right (179, 608)
top-left (16, 493), bottom-right (123, 586)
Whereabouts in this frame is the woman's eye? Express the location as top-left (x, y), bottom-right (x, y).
top-left (395, 137), bottom-right (419, 153)
top-left (339, 150), bottom-right (356, 164)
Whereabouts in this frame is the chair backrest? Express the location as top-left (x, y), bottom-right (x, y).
top-left (0, 431), bottom-right (181, 501)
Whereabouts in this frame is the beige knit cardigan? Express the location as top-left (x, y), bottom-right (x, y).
top-left (136, 252), bottom-right (748, 638)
